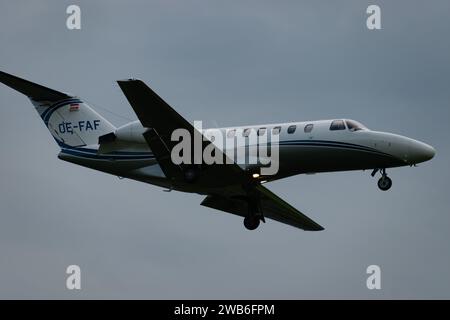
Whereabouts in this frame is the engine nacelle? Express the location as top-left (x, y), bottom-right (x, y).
top-left (114, 120), bottom-right (147, 144)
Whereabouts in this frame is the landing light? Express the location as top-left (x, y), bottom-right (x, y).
top-left (252, 173), bottom-right (260, 178)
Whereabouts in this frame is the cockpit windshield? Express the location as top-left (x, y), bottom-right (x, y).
top-left (346, 120), bottom-right (367, 132)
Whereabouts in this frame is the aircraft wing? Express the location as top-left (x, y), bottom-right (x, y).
top-left (116, 79), bottom-right (250, 187)
top-left (117, 78), bottom-right (324, 231)
top-left (201, 184), bottom-right (324, 231)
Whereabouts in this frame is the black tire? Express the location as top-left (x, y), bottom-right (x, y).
top-left (377, 176), bottom-right (392, 191)
top-left (243, 216), bottom-right (260, 230)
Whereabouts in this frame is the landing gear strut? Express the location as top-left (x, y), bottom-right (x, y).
top-left (374, 168), bottom-right (392, 191)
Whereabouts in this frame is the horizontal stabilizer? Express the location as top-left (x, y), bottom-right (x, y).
top-left (0, 70), bottom-right (70, 101)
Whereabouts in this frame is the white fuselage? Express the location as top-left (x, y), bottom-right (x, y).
top-left (58, 118), bottom-right (435, 194)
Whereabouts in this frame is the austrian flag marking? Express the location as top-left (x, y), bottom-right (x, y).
top-left (69, 103), bottom-right (79, 112)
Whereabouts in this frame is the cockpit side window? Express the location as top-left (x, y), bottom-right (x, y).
top-left (346, 120), bottom-right (365, 132)
top-left (330, 120), bottom-right (346, 131)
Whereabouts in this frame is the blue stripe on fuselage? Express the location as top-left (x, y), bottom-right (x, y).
top-left (58, 139), bottom-right (395, 162)
top-left (60, 147), bottom-right (155, 160)
top-left (277, 139), bottom-right (393, 157)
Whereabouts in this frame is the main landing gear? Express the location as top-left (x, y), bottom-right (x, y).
top-left (243, 194), bottom-right (265, 230)
top-left (371, 168), bottom-right (392, 191)
top-left (244, 216), bottom-right (260, 230)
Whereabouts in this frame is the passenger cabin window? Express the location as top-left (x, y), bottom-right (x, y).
top-left (243, 128), bottom-right (252, 137)
top-left (287, 125), bottom-right (297, 134)
top-left (304, 123), bottom-right (314, 133)
top-left (258, 128), bottom-right (266, 136)
top-left (346, 120), bottom-right (365, 132)
top-left (272, 126), bottom-right (281, 135)
top-left (227, 129), bottom-right (236, 138)
top-left (330, 120), bottom-right (346, 131)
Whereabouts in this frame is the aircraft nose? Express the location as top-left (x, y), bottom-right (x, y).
top-left (409, 140), bottom-right (436, 164)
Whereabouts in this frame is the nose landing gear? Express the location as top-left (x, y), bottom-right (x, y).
top-left (372, 168), bottom-right (392, 191)
top-left (378, 175), bottom-right (392, 191)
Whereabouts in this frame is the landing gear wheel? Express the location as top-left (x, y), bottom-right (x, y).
top-left (243, 216), bottom-right (260, 230)
top-left (377, 176), bottom-right (392, 191)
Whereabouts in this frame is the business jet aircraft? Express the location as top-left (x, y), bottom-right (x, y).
top-left (0, 71), bottom-right (435, 231)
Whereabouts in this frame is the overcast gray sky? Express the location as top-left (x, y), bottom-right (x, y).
top-left (1, 0), bottom-right (450, 299)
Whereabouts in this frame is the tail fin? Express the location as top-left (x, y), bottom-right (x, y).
top-left (0, 70), bottom-right (115, 147)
